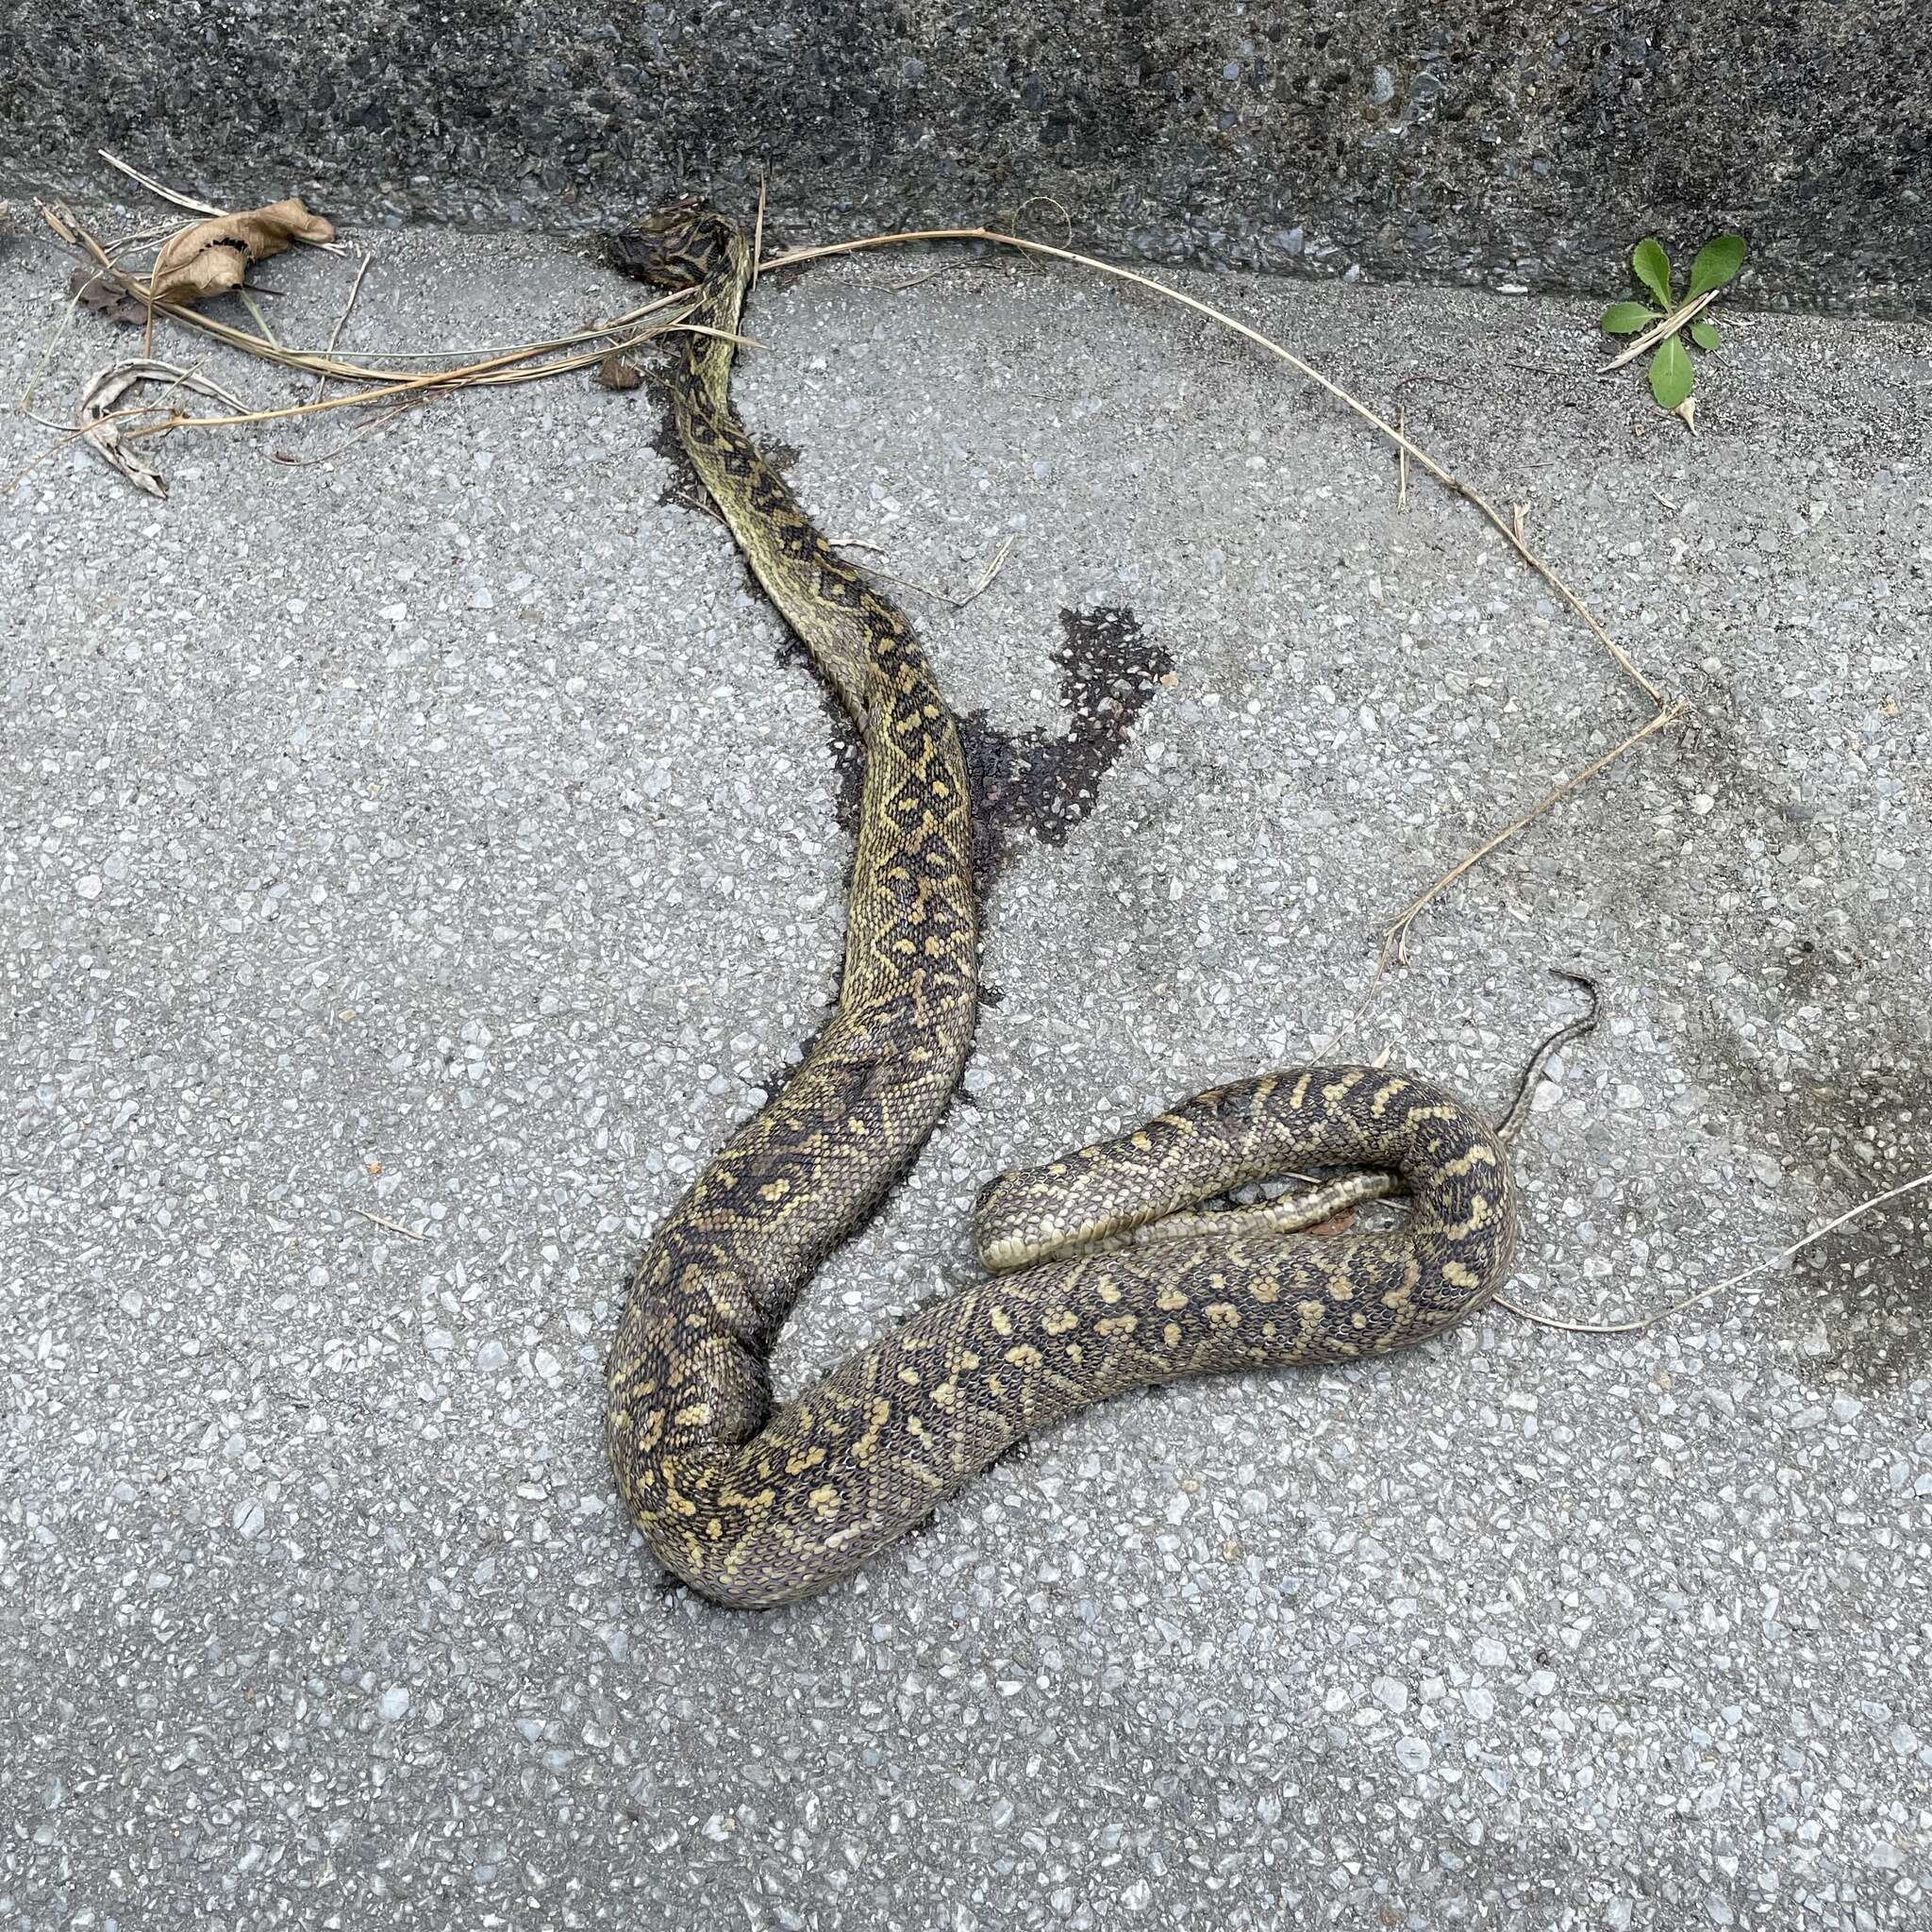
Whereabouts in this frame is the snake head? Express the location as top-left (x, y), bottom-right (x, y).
top-left (608, 199), bottom-right (740, 291)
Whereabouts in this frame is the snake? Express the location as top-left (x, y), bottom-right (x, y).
top-left (602, 202), bottom-right (1595, 1609)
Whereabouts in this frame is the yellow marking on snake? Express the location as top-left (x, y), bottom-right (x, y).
top-left (1371, 1078), bottom-right (1409, 1117)
top-left (599, 201), bottom-right (1590, 1608)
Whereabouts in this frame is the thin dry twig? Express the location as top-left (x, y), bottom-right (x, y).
top-left (236, 289), bottom-right (279, 348)
top-left (41, 199), bottom-right (685, 389)
top-left (829, 532), bottom-right (1016, 608)
top-left (1379, 699), bottom-right (1688, 968)
top-left (1496, 1170), bottom-right (1932, 1335)
top-left (25, 200), bottom-right (698, 465)
top-left (763, 225), bottom-right (1670, 712)
top-left (891, 262), bottom-right (978, 295)
top-left (18, 273), bottom-right (97, 414)
top-left (269, 393), bottom-right (434, 467)
top-left (958, 533), bottom-right (1016, 608)
top-left (1308, 949), bottom-right (1395, 1062)
top-left (352, 1207), bottom-right (429, 1242)
top-left (98, 148), bottom-right (350, 256)
top-left (98, 148), bottom-right (225, 218)
top-left (4, 398), bottom-right (166, 495)
top-left (311, 247), bottom-right (375, 402)
top-left (106, 312), bottom-right (754, 443)
top-left (1008, 194), bottom-right (1076, 249)
top-left (1597, 289), bottom-right (1719, 375)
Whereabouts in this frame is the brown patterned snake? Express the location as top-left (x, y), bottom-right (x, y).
top-left (603, 202), bottom-right (1596, 1608)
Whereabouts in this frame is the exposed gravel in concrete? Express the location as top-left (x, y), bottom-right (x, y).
top-left (8, 3), bottom-right (1931, 315)
top-left (3, 211), bottom-right (1929, 1928)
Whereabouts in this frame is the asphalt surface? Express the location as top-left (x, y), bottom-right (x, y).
top-left (3, 207), bottom-right (1929, 1929)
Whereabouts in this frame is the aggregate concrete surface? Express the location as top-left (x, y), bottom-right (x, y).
top-left (8, 2), bottom-right (1931, 317)
top-left (2, 208), bottom-right (1929, 1928)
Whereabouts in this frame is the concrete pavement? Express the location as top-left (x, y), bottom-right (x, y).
top-left (2, 206), bottom-right (1929, 1928)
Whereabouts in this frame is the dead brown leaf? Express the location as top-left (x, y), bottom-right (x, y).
top-left (595, 348), bottom-right (643, 391)
top-left (68, 265), bottom-right (146, 325)
top-left (78, 358), bottom-right (254, 496)
top-left (147, 197), bottom-right (335, 308)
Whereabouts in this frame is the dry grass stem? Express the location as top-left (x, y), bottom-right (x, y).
top-left (960, 534), bottom-right (1016, 607)
top-left (236, 290), bottom-right (279, 348)
top-left (765, 225), bottom-right (1671, 712)
top-left (352, 1207), bottom-right (430, 1242)
top-left (1308, 951), bottom-right (1394, 1062)
top-left (1008, 195), bottom-right (1077, 249)
top-left (270, 396), bottom-right (435, 467)
top-left (1380, 699), bottom-right (1688, 968)
top-left (98, 148), bottom-right (350, 256)
top-left (311, 248), bottom-right (375, 401)
top-left (1496, 1170), bottom-right (1932, 1336)
top-left (891, 263), bottom-right (975, 294)
top-left (39, 199), bottom-right (687, 393)
top-left (1597, 289), bottom-right (1719, 375)
top-left (831, 532), bottom-right (1016, 609)
top-left (98, 148), bottom-right (226, 218)
top-left (4, 400), bottom-right (166, 495)
top-left (122, 311), bottom-right (747, 440)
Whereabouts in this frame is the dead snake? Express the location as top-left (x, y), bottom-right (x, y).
top-left (602, 202), bottom-right (1593, 1608)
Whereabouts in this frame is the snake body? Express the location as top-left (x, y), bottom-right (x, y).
top-left (604, 205), bottom-right (1580, 1609)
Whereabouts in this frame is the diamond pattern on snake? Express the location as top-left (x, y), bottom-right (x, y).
top-left (603, 202), bottom-right (1595, 1609)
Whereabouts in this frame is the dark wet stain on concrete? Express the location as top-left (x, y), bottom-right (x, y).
top-left (745, 610), bottom-right (1168, 1164)
top-left (958, 605), bottom-right (1174, 884)
top-left (631, 363), bottom-right (800, 522)
top-left (781, 604), bottom-right (1173, 899)
top-left (1688, 946), bottom-right (1931, 1395)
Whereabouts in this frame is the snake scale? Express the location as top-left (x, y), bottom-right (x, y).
top-left (603, 203), bottom-right (1592, 1609)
